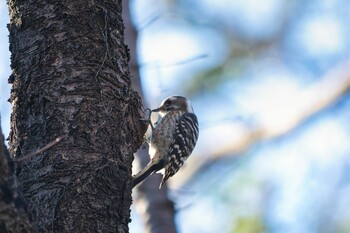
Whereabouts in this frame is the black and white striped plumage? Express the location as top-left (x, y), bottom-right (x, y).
top-left (133, 96), bottom-right (199, 188)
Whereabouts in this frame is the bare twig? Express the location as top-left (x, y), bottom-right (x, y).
top-left (140, 54), bottom-right (208, 70)
top-left (14, 135), bottom-right (66, 162)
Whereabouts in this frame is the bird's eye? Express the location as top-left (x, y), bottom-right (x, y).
top-left (164, 99), bottom-right (172, 106)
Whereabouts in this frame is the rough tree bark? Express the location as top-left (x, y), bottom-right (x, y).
top-left (7, 0), bottom-right (147, 232)
top-left (122, 1), bottom-right (177, 232)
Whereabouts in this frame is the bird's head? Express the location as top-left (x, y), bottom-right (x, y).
top-left (152, 96), bottom-right (194, 116)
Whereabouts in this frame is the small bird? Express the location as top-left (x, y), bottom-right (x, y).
top-left (133, 96), bottom-right (199, 188)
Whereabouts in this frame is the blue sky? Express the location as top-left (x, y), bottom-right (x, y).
top-left (0, 1), bottom-right (11, 137)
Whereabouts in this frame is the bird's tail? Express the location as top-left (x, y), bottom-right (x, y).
top-left (132, 161), bottom-right (164, 188)
top-left (159, 172), bottom-right (170, 189)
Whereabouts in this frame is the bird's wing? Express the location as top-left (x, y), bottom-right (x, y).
top-left (160, 113), bottom-right (199, 188)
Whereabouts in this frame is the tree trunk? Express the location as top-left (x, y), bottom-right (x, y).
top-left (7, 0), bottom-right (147, 232)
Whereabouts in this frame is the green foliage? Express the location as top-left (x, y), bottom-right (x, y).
top-left (230, 216), bottom-right (266, 233)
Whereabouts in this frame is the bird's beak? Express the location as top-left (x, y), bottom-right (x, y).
top-left (151, 107), bottom-right (161, 112)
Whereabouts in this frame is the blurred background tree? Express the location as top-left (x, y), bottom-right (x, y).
top-left (2, 0), bottom-right (350, 232)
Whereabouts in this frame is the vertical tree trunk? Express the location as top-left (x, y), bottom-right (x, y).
top-left (7, 0), bottom-right (147, 232)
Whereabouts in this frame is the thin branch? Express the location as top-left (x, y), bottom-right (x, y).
top-left (139, 54), bottom-right (208, 70)
top-left (14, 135), bottom-right (66, 162)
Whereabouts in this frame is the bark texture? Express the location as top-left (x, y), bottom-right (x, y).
top-left (7, 0), bottom-right (147, 232)
top-left (0, 121), bottom-right (34, 233)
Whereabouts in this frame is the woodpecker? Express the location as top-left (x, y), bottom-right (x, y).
top-left (133, 96), bottom-right (199, 188)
